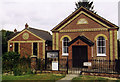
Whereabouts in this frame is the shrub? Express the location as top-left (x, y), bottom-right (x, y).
top-left (13, 67), bottom-right (22, 76)
top-left (2, 52), bottom-right (31, 75)
top-left (2, 51), bottom-right (20, 72)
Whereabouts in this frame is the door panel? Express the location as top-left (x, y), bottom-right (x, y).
top-left (72, 46), bottom-right (88, 68)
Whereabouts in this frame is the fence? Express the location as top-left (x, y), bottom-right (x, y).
top-left (36, 58), bottom-right (120, 74)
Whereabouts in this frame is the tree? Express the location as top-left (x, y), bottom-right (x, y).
top-left (75, 0), bottom-right (96, 13)
top-left (1, 30), bottom-right (14, 54)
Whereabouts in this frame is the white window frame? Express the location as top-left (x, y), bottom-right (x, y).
top-left (62, 37), bottom-right (69, 56)
top-left (97, 36), bottom-right (106, 56)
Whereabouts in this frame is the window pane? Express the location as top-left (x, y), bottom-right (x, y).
top-left (65, 47), bottom-right (67, 53)
top-left (98, 41), bottom-right (102, 46)
top-left (98, 36), bottom-right (105, 40)
top-left (64, 42), bottom-right (67, 46)
top-left (64, 47), bottom-right (66, 53)
top-left (15, 43), bottom-right (18, 53)
top-left (98, 47), bottom-right (101, 53)
top-left (67, 47), bottom-right (68, 53)
top-left (102, 37), bottom-right (105, 40)
top-left (64, 37), bottom-right (69, 41)
top-left (102, 47), bottom-right (105, 53)
top-left (102, 41), bottom-right (105, 46)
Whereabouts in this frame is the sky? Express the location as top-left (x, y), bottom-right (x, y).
top-left (0, 0), bottom-right (120, 36)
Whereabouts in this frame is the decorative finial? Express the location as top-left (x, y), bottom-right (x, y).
top-left (14, 28), bottom-right (17, 33)
top-left (25, 23), bottom-right (29, 29)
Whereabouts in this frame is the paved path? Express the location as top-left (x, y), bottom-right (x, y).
top-left (56, 74), bottom-right (79, 82)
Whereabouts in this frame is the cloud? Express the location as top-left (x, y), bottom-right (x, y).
top-left (0, 0), bottom-right (119, 34)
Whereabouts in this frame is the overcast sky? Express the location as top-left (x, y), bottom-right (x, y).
top-left (0, 0), bottom-right (120, 34)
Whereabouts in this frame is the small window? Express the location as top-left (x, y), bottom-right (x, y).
top-left (33, 43), bottom-right (37, 56)
top-left (97, 36), bottom-right (106, 56)
top-left (14, 43), bottom-right (18, 53)
top-left (62, 37), bottom-right (69, 56)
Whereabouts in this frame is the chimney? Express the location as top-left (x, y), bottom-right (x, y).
top-left (25, 23), bottom-right (29, 29)
top-left (14, 28), bottom-right (17, 33)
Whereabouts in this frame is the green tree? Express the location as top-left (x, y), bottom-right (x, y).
top-left (1, 30), bottom-right (14, 54)
top-left (75, 0), bottom-right (96, 13)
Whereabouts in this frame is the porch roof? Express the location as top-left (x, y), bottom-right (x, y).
top-left (68, 36), bottom-right (94, 46)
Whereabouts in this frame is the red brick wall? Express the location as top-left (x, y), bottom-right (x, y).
top-left (9, 43), bottom-right (13, 51)
top-left (39, 43), bottom-right (43, 58)
top-left (20, 43), bottom-right (32, 58)
top-left (62, 14), bottom-right (106, 30)
top-left (58, 31), bottom-right (110, 60)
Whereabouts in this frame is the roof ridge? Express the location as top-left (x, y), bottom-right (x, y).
top-left (29, 27), bottom-right (50, 34)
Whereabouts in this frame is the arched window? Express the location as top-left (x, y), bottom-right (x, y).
top-left (97, 36), bottom-right (106, 56)
top-left (62, 37), bottom-right (69, 56)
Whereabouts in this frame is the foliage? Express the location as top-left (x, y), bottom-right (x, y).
top-left (37, 59), bottom-right (45, 72)
top-left (13, 68), bottom-right (22, 76)
top-left (2, 51), bottom-right (20, 72)
top-left (1, 29), bottom-right (14, 54)
top-left (75, 0), bottom-right (96, 13)
top-left (2, 52), bottom-right (31, 76)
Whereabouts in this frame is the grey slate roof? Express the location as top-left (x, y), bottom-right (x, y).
top-left (8, 27), bottom-right (52, 41)
top-left (27, 27), bottom-right (52, 41)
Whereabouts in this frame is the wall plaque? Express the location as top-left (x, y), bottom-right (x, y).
top-left (77, 18), bottom-right (88, 24)
top-left (83, 62), bottom-right (92, 66)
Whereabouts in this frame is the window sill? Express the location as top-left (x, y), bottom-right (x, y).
top-left (97, 54), bottom-right (106, 57)
top-left (62, 53), bottom-right (68, 56)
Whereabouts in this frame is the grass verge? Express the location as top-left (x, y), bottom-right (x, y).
top-left (72, 75), bottom-right (120, 82)
top-left (2, 73), bottom-right (65, 81)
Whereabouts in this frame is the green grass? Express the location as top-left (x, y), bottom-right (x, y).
top-left (72, 75), bottom-right (120, 82)
top-left (2, 74), bottom-right (65, 81)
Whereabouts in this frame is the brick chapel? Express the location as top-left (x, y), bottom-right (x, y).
top-left (51, 6), bottom-right (119, 66)
top-left (8, 24), bottom-right (52, 59)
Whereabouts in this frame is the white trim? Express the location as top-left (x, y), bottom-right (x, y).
top-left (92, 47), bottom-right (93, 57)
top-left (97, 36), bottom-right (106, 57)
top-left (62, 53), bottom-right (69, 56)
top-left (62, 37), bottom-right (69, 56)
top-left (97, 54), bottom-right (106, 57)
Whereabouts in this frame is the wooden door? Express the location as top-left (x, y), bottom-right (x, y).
top-left (72, 46), bottom-right (88, 68)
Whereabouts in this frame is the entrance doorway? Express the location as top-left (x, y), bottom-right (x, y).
top-left (72, 46), bottom-right (88, 68)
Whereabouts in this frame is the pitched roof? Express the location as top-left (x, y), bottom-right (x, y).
top-left (7, 32), bottom-right (20, 41)
top-left (68, 36), bottom-right (94, 46)
top-left (51, 6), bottom-right (119, 31)
top-left (8, 27), bottom-right (52, 41)
top-left (27, 27), bottom-right (52, 41)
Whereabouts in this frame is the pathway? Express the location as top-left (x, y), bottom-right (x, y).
top-left (56, 74), bottom-right (79, 82)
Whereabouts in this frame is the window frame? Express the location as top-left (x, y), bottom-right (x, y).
top-left (97, 36), bottom-right (106, 56)
top-left (62, 37), bottom-right (69, 56)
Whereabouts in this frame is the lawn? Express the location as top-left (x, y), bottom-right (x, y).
top-left (72, 75), bottom-right (120, 82)
top-left (2, 74), bottom-right (65, 81)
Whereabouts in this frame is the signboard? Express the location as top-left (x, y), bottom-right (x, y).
top-left (47, 52), bottom-right (58, 58)
top-left (83, 62), bottom-right (92, 66)
top-left (52, 61), bottom-right (58, 70)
